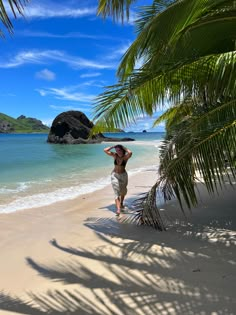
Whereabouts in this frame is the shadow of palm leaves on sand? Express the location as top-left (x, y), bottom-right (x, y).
top-left (83, 216), bottom-right (236, 250)
top-left (0, 289), bottom-right (115, 314)
top-left (1, 229), bottom-right (235, 315)
top-left (0, 293), bottom-right (43, 314)
top-left (1, 210), bottom-right (236, 315)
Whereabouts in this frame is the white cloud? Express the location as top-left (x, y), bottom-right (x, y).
top-left (0, 49), bottom-right (116, 70)
top-left (80, 72), bottom-right (101, 78)
top-left (25, 6), bottom-right (96, 19)
top-left (5, 0), bottom-right (138, 28)
top-left (35, 68), bottom-right (56, 81)
top-left (6, 2), bottom-right (96, 19)
top-left (37, 85), bottom-right (97, 103)
top-left (49, 105), bottom-right (88, 111)
top-left (41, 118), bottom-right (53, 127)
top-left (0, 50), bottom-right (57, 68)
top-left (80, 80), bottom-right (106, 88)
top-left (17, 30), bottom-right (117, 41)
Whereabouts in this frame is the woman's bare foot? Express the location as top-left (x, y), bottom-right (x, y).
top-left (116, 209), bottom-right (121, 216)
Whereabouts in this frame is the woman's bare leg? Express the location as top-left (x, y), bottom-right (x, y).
top-left (120, 195), bottom-right (125, 208)
top-left (115, 197), bottom-right (121, 215)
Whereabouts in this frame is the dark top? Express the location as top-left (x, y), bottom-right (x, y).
top-left (114, 158), bottom-right (127, 167)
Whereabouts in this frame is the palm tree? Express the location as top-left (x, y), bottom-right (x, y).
top-left (93, 0), bottom-right (236, 229)
top-left (0, 0), bottom-right (29, 36)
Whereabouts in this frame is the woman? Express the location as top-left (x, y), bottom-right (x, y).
top-left (104, 144), bottom-right (132, 216)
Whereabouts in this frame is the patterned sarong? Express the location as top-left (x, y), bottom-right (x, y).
top-left (111, 171), bottom-right (128, 198)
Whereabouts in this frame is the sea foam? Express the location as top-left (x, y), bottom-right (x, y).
top-left (0, 165), bottom-right (157, 214)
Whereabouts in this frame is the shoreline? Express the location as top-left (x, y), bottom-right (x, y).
top-left (0, 133), bottom-right (163, 214)
top-left (0, 169), bottom-right (235, 314)
top-left (0, 164), bottom-right (158, 214)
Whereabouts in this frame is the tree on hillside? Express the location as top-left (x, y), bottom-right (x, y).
top-left (0, 0), bottom-right (29, 36)
top-left (93, 0), bottom-right (236, 229)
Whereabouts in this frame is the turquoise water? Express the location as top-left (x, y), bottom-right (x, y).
top-left (0, 132), bottom-right (165, 213)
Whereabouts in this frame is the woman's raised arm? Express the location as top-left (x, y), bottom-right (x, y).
top-left (104, 146), bottom-right (115, 156)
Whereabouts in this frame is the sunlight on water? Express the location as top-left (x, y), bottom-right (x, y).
top-left (0, 132), bottom-right (165, 213)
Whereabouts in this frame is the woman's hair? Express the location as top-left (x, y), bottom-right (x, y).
top-left (115, 144), bottom-right (126, 154)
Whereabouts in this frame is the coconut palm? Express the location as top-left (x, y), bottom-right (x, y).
top-left (93, 0), bottom-right (236, 229)
top-left (0, 0), bottom-right (29, 36)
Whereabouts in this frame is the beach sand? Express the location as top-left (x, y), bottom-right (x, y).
top-left (0, 169), bottom-right (235, 314)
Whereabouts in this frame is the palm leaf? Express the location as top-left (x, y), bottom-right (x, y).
top-left (117, 0), bottom-right (236, 80)
top-left (152, 99), bottom-right (193, 130)
top-left (0, 0), bottom-right (29, 36)
top-left (158, 99), bottom-right (236, 207)
top-left (94, 0), bottom-right (236, 229)
top-left (97, 0), bottom-right (136, 22)
top-left (136, 98), bottom-right (236, 229)
top-left (92, 52), bottom-right (236, 132)
top-left (132, 183), bottom-right (167, 231)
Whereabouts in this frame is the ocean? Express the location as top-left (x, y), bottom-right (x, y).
top-left (0, 132), bottom-right (165, 214)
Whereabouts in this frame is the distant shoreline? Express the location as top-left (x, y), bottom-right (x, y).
top-left (0, 132), bottom-right (49, 134)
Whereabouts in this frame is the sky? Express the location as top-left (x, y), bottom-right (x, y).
top-left (0, 0), bottom-right (165, 132)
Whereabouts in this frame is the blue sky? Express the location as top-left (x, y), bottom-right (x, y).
top-left (0, 0), bottom-right (165, 132)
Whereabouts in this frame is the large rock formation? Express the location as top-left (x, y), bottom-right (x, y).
top-left (47, 111), bottom-right (134, 144)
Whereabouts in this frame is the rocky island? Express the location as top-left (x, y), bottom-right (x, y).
top-left (47, 111), bottom-right (134, 144)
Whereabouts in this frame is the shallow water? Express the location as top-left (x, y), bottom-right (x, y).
top-left (0, 132), bottom-right (165, 213)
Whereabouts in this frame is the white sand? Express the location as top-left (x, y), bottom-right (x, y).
top-left (0, 169), bottom-right (235, 314)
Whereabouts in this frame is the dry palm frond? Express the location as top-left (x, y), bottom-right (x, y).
top-left (132, 183), bottom-right (166, 231)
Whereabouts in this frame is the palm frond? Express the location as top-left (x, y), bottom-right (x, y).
top-left (158, 99), bottom-right (236, 208)
top-left (118, 0), bottom-right (236, 80)
top-left (136, 98), bottom-right (236, 229)
top-left (92, 81), bottom-right (146, 133)
top-left (92, 70), bottom-right (168, 132)
top-left (94, 0), bottom-right (236, 230)
top-left (92, 51), bottom-right (235, 133)
top-left (132, 183), bottom-right (167, 231)
top-left (135, 0), bottom-right (175, 32)
top-left (0, 0), bottom-right (29, 36)
top-left (152, 99), bottom-right (193, 130)
top-left (97, 0), bottom-right (136, 22)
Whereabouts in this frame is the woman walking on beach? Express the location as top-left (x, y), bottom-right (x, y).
top-left (104, 144), bottom-right (132, 216)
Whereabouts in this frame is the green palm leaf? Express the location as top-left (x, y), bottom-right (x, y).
top-left (94, 0), bottom-right (236, 229)
top-left (93, 52), bottom-right (236, 133)
top-left (136, 99), bottom-right (236, 229)
top-left (118, 0), bottom-right (236, 80)
top-left (158, 99), bottom-right (236, 207)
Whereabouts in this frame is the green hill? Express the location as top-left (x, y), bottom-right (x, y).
top-left (0, 113), bottom-right (49, 133)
